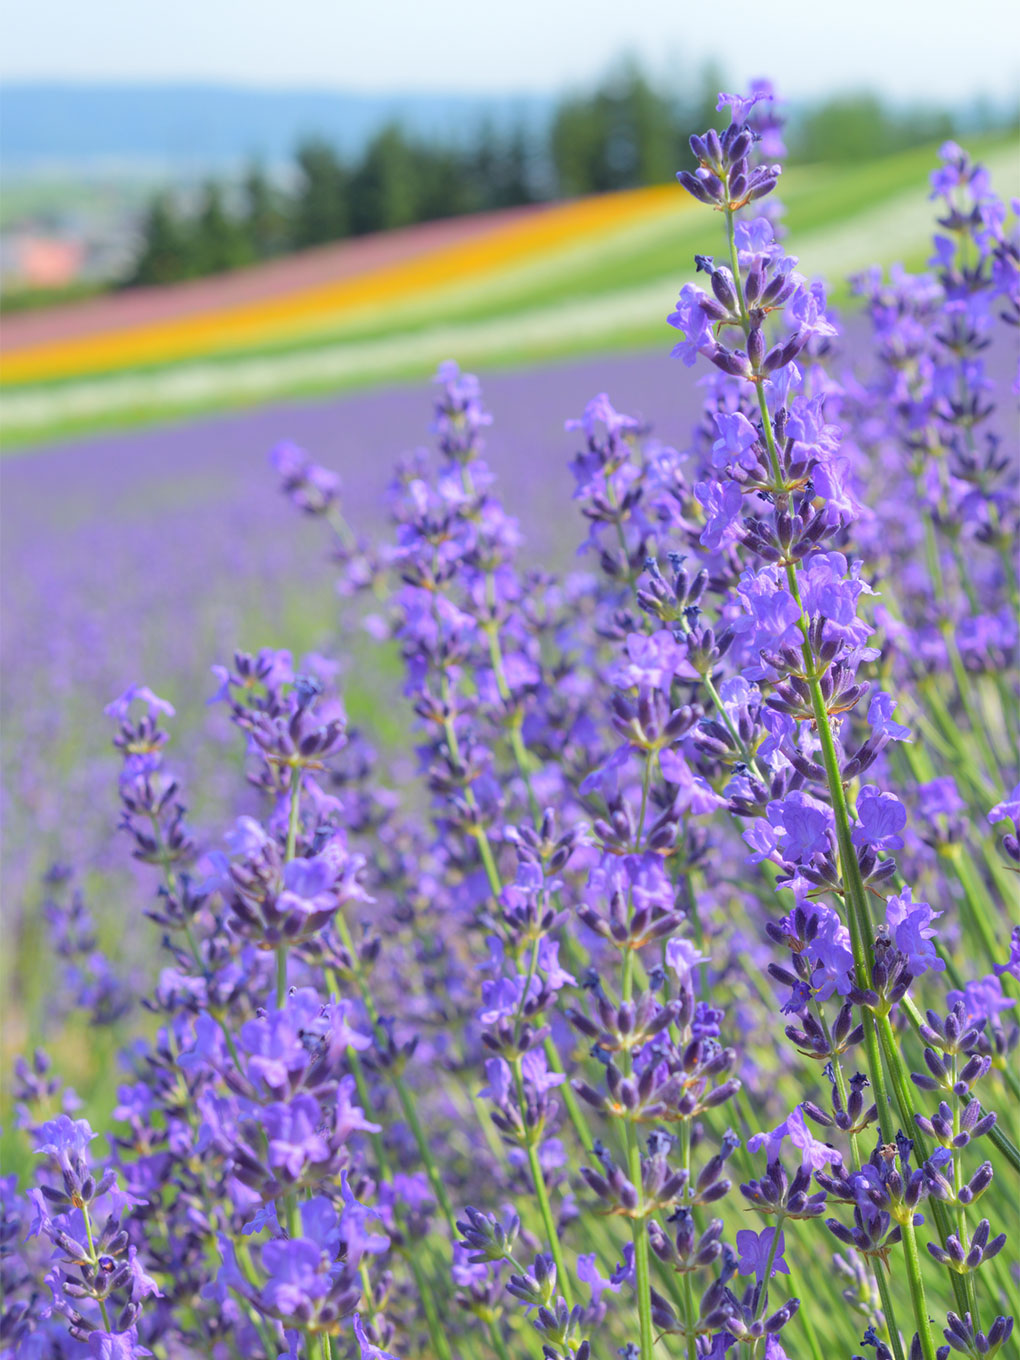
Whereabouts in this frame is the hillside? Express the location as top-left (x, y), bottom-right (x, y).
top-left (2, 135), bottom-right (1016, 449)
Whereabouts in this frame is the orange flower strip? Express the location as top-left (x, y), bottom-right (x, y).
top-left (2, 186), bottom-right (683, 386)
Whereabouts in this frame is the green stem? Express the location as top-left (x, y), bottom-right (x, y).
top-left (815, 1006), bottom-right (862, 1171)
top-left (511, 1056), bottom-right (573, 1307)
top-left (875, 1012), bottom-right (970, 1317)
top-left (482, 572), bottom-right (542, 824)
top-left (901, 1213), bottom-right (938, 1360)
top-left (679, 1119), bottom-right (698, 1360)
top-left (820, 1058), bottom-right (907, 1360)
top-left (330, 930), bottom-right (459, 1235)
top-left (626, 1122), bottom-right (656, 1359)
top-left (726, 199), bottom-right (973, 1339)
top-left (755, 1217), bottom-right (784, 1318)
top-left (488, 1321), bottom-right (513, 1360)
top-left (407, 1248), bottom-right (454, 1360)
top-left (81, 1202), bottom-right (112, 1331)
top-left (873, 1265), bottom-right (908, 1360)
top-left (325, 979), bottom-right (455, 1360)
top-left (702, 672), bottom-right (764, 781)
top-left (285, 763), bottom-right (303, 860)
top-left (276, 764), bottom-right (303, 1006)
top-left (620, 944), bottom-right (655, 1356)
top-left (284, 1192), bottom-right (301, 1240)
top-left (950, 1055), bottom-right (979, 1324)
top-left (395, 1075), bottom-right (458, 1231)
top-left (635, 752), bottom-right (652, 852)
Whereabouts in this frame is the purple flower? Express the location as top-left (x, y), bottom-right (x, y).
top-left (732, 567), bottom-right (801, 658)
top-left (576, 1251), bottom-right (614, 1305)
top-left (742, 818), bottom-right (781, 866)
top-left (735, 1227), bottom-right (789, 1283)
top-left (918, 777), bottom-right (965, 820)
top-left (33, 1116), bottom-right (96, 1172)
top-left (994, 926), bottom-right (1020, 982)
top-left (802, 903), bottom-right (854, 1001)
top-left (659, 749), bottom-right (728, 814)
top-left (811, 456), bottom-right (858, 525)
top-left (477, 975), bottom-right (524, 1026)
top-left (579, 742), bottom-right (632, 799)
top-left (851, 786), bottom-right (906, 852)
top-left (125, 1247), bottom-right (163, 1303)
top-left (353, 1314), bottom-right (400, 1360)
top-left (735, 216), bottom-right (782, 265)
top-left (885, 890), bottom-right (944, 977)
top-left (665, 937), bottom-right (710, 986)
top-left (748, 1105), bottom-right (842, 1171)
top-left (711, 411), bottom-right (759, 470)
top-left (537, 938), bottom-right (575, 992)
top-left (609, 629), bottom-right (690, 692)
top-left (796, 553), bottom-right (873, 647)
top-left (87, 1333), bottom-right (152, 1360)
top-left (696, 478), bottom-right (743, 550)
top-left (668, 284), bottom-right (714, 366)
top-left (585, 853), bottom-right (676, 918)
top-left (946, 976), bottom-right (1016, 1024)
top-left (716, 89), bottom-right (770, 124)
top-left (521, 1049), bottom-right (566, 1095)
top-left (270, 441), bottom-right (340, 514)
top-left (104, 685), bottom-right (175, 721)
top-left (786, 279), bottom-right (838, 341)
top-left (610, 1242), bottom-right (635, 1288)
top-left (988, 785), bottom-right (1020, 824)
top-left (264, 1095), bottom-right (330, 1179)
top-left (766, 793), bottom-right (832, 863)
top-left (576, 1252), bottom-right (621, 1304)
top-left (334, 1075), bottom-right (381, 1142)
top-left (261, 1238), bottom-right (330, 1314)
top-left (867, 691), bottom-right (912, 742)
top-left (565, 390), bottom-right (639, 442)
top-left (339, 1173), bottom-right (390, 1266)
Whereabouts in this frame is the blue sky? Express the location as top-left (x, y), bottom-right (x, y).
top-left (2, 0), bottom-right (1018, 103)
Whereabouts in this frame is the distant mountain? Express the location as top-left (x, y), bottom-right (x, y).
top-left (0, 82), bottom-right (555, 173)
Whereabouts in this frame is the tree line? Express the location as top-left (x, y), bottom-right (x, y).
top-left (124, 64), bottom-right (976, 287)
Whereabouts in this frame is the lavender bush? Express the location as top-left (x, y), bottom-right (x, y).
top-left (4, 86), bottom-right (1018, 1360)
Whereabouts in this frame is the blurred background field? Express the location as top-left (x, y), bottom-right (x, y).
top-left (1, 0), bottom-right (1019, 1141)
top-left (4, 135), bottom-right (1018, 446)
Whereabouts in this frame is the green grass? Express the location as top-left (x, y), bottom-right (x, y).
top-left (0, 280), bottom-right (109, 314)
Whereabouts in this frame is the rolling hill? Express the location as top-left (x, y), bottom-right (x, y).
top-left (1, 135), bottom-right (1016, 449)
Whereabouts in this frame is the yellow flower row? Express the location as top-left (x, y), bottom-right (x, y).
top-left (2, 185), bottom-right (681, 386)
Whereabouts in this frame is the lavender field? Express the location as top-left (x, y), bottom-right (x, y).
top-left (2, 94), bottom-right (1019, 1360)
top-left (1, 349), bottom-right (692, 975)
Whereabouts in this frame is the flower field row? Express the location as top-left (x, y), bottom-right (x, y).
top-left (0, 188), bottom-right (684, 386)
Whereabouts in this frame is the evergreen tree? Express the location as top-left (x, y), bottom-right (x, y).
top-left (243, 162), bottom-right (286, 258)
top-left (349, 124), bottom-right (420, 235)
top-left (549, 61), bottom-right (682, 196)
top-left (500, 127), bottom-right (535, 206)
top-left (291, 139), bottom-right (349, 248)
top-left (550, 92), bottom-right (610, 196)
top-left (189, 182), bottom-right (254, 276)
top-left (127, 192), bottom-right (188, 286)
